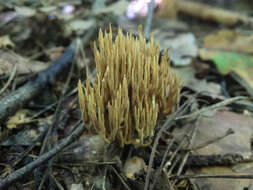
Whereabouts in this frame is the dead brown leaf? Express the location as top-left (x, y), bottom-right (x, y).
top-left (0, 50), bottom-right (48, 75)
top-left (173, 66), bottom-right (223, 99)
top-left (183, 110), bottom-right (253, 190)
top-left (203, 29), bottom-right (253, 54)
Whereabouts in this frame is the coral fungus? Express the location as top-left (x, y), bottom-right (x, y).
top-left (78, 26), bottom-right (182, 147)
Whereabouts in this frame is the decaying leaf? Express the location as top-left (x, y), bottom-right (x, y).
top-left (153, 31), bottom-right (198, 66)
top-left (181, 110), bottom-right (253, 190)
top-left (0, 50), bottom-right (48, 75)
top-left (203, 29), bottom-right (253, 54)
top-left (199, 49), bottom-right (253, 89)
top-left (173, 67), bottom-right (223, 99)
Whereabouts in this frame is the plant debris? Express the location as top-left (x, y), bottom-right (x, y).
top-left (0, 1), bottom-right (253, 189)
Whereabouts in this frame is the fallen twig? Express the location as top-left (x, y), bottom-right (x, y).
top-left (170, 174), bottom-right (253, 180)
top-left (176, 116), bottom-right (201, 176)
top-left (186, 153), bottom-right (249, 167)
top-left (150, 138), bottom-right (175, 190)
top-left (144, 114), bottom-right (176, 190)
top-left (0, 65), bottom-right (17, 95)
top-left (164, 136), bottom-right (188, 176)
top-left (187, 128), bottom-right (234, 151)
top-left (0, 40), bottom-right (77, 124)
top-left (111, 166), bottom-right (131, 190)
top-left (143, 0), bottom-right (155, 38)
top-left (0, 120), bottom-right (84, 189)
top-left (144, 97), bottom-right (194, 190)
top-left (176, 96), bottom-right (248, 120)
top-left (176, 0), bottom-right (253, 26)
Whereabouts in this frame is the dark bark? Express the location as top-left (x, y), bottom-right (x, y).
top-left (0, 40), bottom-right (77, 124)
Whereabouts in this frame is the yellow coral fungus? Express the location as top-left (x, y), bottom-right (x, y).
top-left (78, 26), bottom-right (182, 147)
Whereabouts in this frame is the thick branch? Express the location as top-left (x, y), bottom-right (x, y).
top-left (0, 40), bottom-right (77, 123)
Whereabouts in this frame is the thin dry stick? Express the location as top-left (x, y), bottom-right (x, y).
top-left (38, 166), bottom-right (51, 190)
top-left (186, 153), bottom-right (248, 167)
top-left (0, 41), bottom-right (77, 124)
top-left (32, 28), bottom-right (95, 121)
top-left (176, 116), bottom-right (201, 176)
top-left (13, 125), bottom-right (49, 167)
top-left (143, 0), bottom-right (155, 38)
top-left (166, 136), bottom-right (189, 176)
top-left (39, 40), bottom-right (78, 162)
top-left (38, 98), bottom-right (78, 188)
top-left (187, 128), bottom-right (234, 151)
top-left (173, 121), bottom-right (234, 185)
top-left (167, 135), bottom-right (191, 176)
top-left (50, 174), bottom-right (65, 190)
top-left (0, 65), bottom-right (17, 95)
top-left (176, 96), bottom-right (248, 120)
top-left (40, 37), bottom-right (81, 157)
top-left (102, 167), bottom-right (108, 190)
top-left (169, 117), bottom-right (201, 187)
top-left (110, 166), bottom-right (131, 190)
top-left (167, 154), bottom-right (181, 175)
top-left (144, 97), bottom-right (193, 190)
top-left (171, 174), bottom-right (253, 180)
top-left (0, 121), bottom-right (85, 189)
top-left (150, 138), bottom-right (175, 190)
top-left (31, 87), bottom-right (78, 119)
top-left (144, 115), bottom-right (175, 190)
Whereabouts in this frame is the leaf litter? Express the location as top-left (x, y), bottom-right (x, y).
top-left (0, 0), bottom-right (253, 190)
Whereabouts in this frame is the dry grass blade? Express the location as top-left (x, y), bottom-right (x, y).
top-left (176, 96), bottom-right (248, 120)
top-left (0, 65), bottom-right (17, 95)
